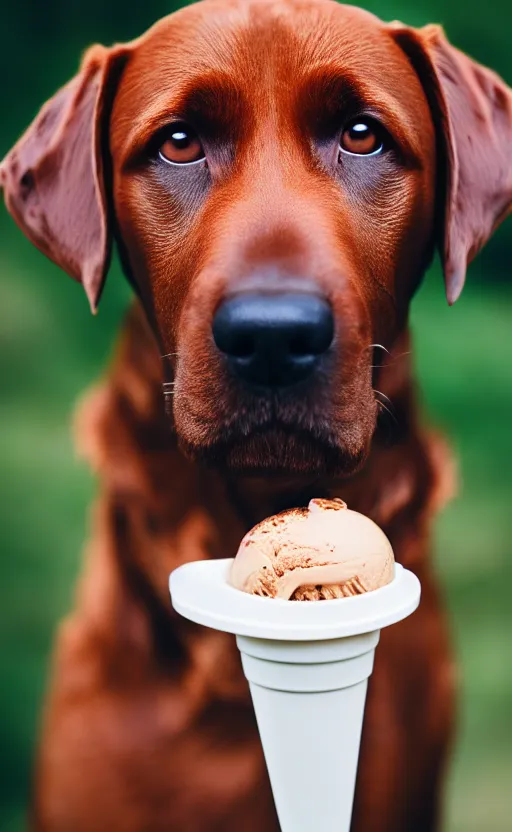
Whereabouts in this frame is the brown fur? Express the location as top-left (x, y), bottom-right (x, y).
top-left (2, 1), bottom-right (512, 829)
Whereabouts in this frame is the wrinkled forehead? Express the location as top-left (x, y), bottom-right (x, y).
top-left (111, 0), bottom-right (432, 160)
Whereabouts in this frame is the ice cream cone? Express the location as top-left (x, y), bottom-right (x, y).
top-left (169, 558), bottom-right (420, 831)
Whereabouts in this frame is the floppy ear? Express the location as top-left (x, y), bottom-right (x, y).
top-left (0, 44), bottom-right (129, 312)
top-left (391, 24), bottom-right (512, 304)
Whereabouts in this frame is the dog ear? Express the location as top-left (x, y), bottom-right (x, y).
top-left (391, 23), bottom-right (512, 304)
top-left (0, 44), bottom-right (129, 312)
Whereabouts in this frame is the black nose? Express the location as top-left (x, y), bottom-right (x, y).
top-left (212, 293), bottom-right (334, 387)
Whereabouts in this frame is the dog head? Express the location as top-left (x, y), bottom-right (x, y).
top-left (2, 0), bottom-right (512, 476)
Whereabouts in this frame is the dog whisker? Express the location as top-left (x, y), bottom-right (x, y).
top-left (368, 343), bottom-right (390, 354)
top-left (373, 388), bottom-right (398, 425)
top-left (369, 345), bottom-right (411, 369)
top-left (161, 352), bottom-right (179, 359)
top-left (376, 399), bottom-right (397, 424)
top-left (162, 378), bottom-right (177, 402)
top-left (373, 389), bottom-right (393, 407)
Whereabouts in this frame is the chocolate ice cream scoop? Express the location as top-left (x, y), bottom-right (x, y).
top-left (230, 498), bottom-right (394, 600)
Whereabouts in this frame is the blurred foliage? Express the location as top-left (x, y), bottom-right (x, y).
top-left (0, 2), bottom-right (511, 830)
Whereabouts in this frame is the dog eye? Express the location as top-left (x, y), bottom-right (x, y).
top-left (340, 119), bottom-right (384, 157)
top-left (158, 123), bottom-right (205, 165)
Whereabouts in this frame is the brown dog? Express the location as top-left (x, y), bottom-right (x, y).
top-left (2, 1), bottom-right (512, 829)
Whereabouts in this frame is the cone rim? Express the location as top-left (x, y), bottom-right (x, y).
top-left (170, 560), bottom-right (420, 640)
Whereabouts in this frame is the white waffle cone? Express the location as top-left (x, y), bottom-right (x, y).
top-left (170, 559), bottom-right (420, 832)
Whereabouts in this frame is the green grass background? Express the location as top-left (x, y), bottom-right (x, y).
top-left (1, 1), bottom-right (511, 829)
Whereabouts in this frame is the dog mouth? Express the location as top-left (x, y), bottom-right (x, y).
top-left (177, 420), bottom-right (370, 477)
top-left (172, 361), bottom-right (377, 478)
